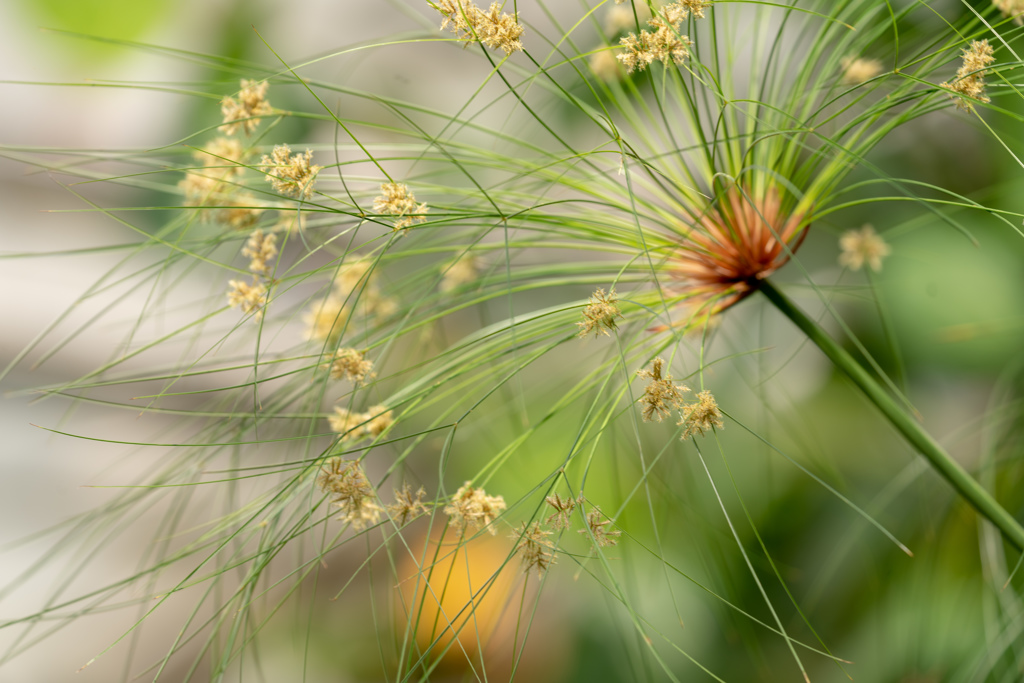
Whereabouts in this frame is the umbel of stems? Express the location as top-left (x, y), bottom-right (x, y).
top-left (760, 281), bottom-right (1024, 552)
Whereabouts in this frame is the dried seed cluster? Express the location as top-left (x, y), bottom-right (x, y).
top-left (180, 81), bottom-right (335, 323)
top-left (507, 493), bottom-right (624, 576)
top-left (317, 459), bottom-right (430, 531)
top-left (434, 0), bottom-right (525, 55)
top-left (577, 288), bottom-right (623, 338)
top-left (511, 522), bottom-right (557, 574)
top-left (388, 484), bottom-right (430, 526)
top-left (678, 390), bottom-right (724, 439)
top-left (590, 50), bottom-right (625, 81)
top-left (636, 358), bottom-right (690, 423)
top-left (305, 277), bottom-right (390, 508)
top-left (193, 137), bottom-right (246, 180)
top-left (220, 79), bottom-right (272, 136)
top-left (329, 405), bottom-right (395, 441)
top-left (261, 144), bottom-right (322, 199)
top-left (940, 40), bottom-right (996, 111)
top-left (180, 137), bottom-right (264, 230)
top-left (227, 230), bottom-right (278, 319)
top-left (317, 458), bottom-right (383, 530)
top-left (179, 172), bottom-right (228, 207)
top-left (636, 358), bottom-right (724, 440)
top-left (678, 0), bottom-right (713, 19)
top-left (326, 348), bottom-right (376, 385)
top-left (579, 506), bottom-right (622, 548)
top-left (242, 230), bottom-right (278, 275)
top-left (616, 2), bottom-right (707, 73)
top-left (444, 482), bottom-right (507, 534)
top-left (196, 85), bottom-right (277, 318)
top-left (544, 493), bottom-right (580, 530)
top-left (373, 182), bottom-right (429, 231)
top-left (226, 279), bottom-right (267, 318)
top-left (304, 298), bottom-right (349, 343)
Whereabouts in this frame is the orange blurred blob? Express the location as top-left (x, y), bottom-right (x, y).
top-left (397, 529), bottom-right (520, 672)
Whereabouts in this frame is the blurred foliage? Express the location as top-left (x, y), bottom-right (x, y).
top-left (17, 0), bottom-right (173, 60)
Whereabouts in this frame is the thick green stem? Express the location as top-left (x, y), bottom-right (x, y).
top-left (760, 280), bottom-right (1024, 552)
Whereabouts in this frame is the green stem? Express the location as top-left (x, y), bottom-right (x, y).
top-left (760, 280), bottom-right (1024, 552)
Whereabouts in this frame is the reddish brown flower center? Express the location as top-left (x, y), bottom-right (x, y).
top-left (672, 185), bottom-right (808, 313)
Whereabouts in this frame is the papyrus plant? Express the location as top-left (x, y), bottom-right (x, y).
top-left (3, 1), bottom-right (1024, 681)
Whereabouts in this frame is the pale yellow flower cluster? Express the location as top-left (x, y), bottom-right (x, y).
top-left (506, 493), bottom-right (626, 570)
top-left (316, 463), bottom-right (431, 530)
top-left (616, 1), bottom-right (707, 73)
top-left (242, 230), bottom-right (278, 275)
top-left (840, 56), bottom-right (884, 85)
top-left (435, 0), bottom-right (525, 55)
top-left (590, 50), bottom-right (625, 81)
top-left (180, 173), bottom-right (227, 209)
top-left (217, 82), bottom-right (322, 239)
top-left (226, 279), bottom-right (268, 318)
top-left (329, 405), bottom-right (394, 441)
top-left (220, 79), bottom-right (272, 136)
top-left (215, 201), bottom-right (264, 231)
top-left (180, 137), bottom-right (265, 230)
top-left (304, 298), bottom-right (348, 343)
top-left (193, 88), bottom-right (281, 320)
top-left (604, 3), bottom-right (651, 35)
top-left (444, 482), bottom-right (507, 534)
top-left (577, 287), bottom-right (623, 337)
top-left (303, 259), bottom-right (397, 343)
top-left (193, 137), bottom-right (246, 179)
top-left (326, 348), bottom-right (376, 385)
top-left (317, 458), bottom-right (382, 530)
top-left (373, 182), bottom-right (429, 231)
top-left (994, 0), bottom-right (1024, 25)
top-left (678, 0), bottom-right (712, 19)
top-left (261, 144), bottom-right (322, 199)
top-left (940, 39), bottom-right (996, 111)
top-left (440, 254), bottom-right (481, 292)
top-left (338, 260), bottom-right (399, 317)
top-left (839, 224), bottom-right (890, 272)
top-left (227, 230), bottom-right (278, 320)
top-left (180, 172), bottom-right (220, 204)
top-left (364, 405), bottom-right (395, 437)
top-left (181, 80), bottom-right (285, 232)
top-left (274, 211), bottom-right (306, 234)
